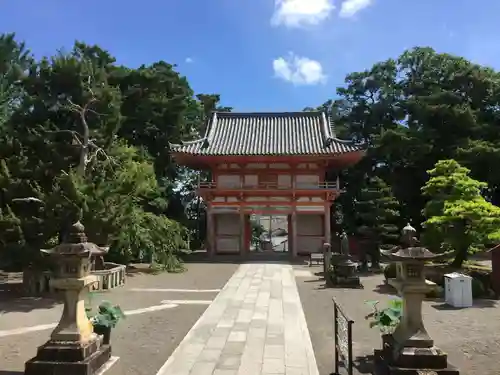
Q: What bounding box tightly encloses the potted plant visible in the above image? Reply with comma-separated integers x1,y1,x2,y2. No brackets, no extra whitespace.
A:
86,300,126,345
365,298,402,345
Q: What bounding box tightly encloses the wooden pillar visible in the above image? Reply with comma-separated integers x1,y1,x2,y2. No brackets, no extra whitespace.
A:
207,209,215,257
324,204,331,245
240,209,246,257
291,210,297,258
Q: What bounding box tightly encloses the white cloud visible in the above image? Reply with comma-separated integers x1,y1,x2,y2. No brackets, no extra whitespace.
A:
339,0,372,18
185,57,194,63
272,53,327,85
271,0,335,28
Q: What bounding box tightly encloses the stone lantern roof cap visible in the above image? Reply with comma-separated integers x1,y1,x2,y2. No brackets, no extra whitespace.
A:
381,247,453,262
402,223,416,234
41,221,109,257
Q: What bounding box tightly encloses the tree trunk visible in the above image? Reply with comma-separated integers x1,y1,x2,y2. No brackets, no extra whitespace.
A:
371,242,381,269
451,245,469,268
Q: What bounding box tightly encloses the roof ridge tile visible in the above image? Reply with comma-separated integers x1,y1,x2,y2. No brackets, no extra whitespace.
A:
170,111,361,156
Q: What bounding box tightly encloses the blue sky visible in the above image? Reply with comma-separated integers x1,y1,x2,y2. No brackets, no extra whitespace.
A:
2,0,500,111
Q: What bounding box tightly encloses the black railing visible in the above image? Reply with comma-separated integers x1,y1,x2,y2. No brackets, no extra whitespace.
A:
332,298,354,375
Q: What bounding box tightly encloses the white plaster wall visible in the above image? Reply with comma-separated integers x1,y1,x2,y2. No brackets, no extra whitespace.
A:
296,197,324,202
296,214,324,254
244,175,258,186
295,175,319,188
247,206,291,213
217,175,241,188
297,215,322,236
296,206,325,212
246,163,267,169
297,236,324,253
215,214,240,253
246,197,290,202
211,206,240,213
278,174,292,187
268,197,289,201
216,238,240,253
269,163,290,169
216,214,240,235
246,197,268,202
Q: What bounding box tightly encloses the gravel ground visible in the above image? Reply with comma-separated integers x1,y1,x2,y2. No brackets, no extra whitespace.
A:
0,263,238,375
0,263,237,329
294,264,500,375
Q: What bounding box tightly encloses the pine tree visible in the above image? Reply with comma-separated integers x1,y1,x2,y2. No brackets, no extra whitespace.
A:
355,176,401,268
422,159,500,267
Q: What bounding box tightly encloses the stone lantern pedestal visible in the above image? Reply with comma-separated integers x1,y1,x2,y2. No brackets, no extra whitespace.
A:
331,254,360,287
374,224,459,375
24,222,113,375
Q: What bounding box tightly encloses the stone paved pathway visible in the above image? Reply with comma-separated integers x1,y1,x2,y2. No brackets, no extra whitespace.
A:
157,263,319,375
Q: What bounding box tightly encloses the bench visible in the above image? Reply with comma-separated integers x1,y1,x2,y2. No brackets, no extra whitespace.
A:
309,253,324,267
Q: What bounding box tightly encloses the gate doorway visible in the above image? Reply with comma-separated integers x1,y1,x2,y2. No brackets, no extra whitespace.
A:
250,214,289,254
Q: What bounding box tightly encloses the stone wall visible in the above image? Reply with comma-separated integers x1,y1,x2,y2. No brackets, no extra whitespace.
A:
23,262,126,295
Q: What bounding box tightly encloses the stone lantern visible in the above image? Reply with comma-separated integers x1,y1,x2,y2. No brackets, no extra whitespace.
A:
374,223,459,374
330,231,361,287
25,221,113,375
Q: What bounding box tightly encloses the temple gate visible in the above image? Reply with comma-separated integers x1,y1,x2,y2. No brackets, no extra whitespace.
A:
170,111,364,258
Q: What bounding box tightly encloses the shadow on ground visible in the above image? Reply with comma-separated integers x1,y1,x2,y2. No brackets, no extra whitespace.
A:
0,370,24,374
354,355,374,374
181,250,310,266
125,264,166,277
372,283,397,296
0,282,61,314
313,271,325,278
431,299,497,310
333,355,374,375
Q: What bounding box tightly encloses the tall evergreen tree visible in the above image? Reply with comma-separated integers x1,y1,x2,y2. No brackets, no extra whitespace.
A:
354,176,401,268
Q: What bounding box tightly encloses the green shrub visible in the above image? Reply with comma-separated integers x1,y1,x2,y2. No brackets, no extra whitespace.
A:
471,278,485,298
86,301,126,328
365,298,402,334
425,287,443,299
469,270,492,291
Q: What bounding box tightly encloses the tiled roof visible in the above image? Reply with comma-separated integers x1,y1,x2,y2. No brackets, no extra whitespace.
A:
170,111,361,156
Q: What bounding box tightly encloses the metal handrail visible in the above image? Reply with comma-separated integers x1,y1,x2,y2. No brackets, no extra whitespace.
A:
198,181,338,189
333,298,354,375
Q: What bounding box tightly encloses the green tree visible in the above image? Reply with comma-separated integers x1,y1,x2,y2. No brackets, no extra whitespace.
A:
354,176,401,268
327,47,500,230
0,33,32,128
0,35,209,271
422,159,500,267
250,218,266,249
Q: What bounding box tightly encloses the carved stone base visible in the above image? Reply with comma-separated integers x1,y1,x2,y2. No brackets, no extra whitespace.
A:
374,335,459,375
332,275,362,288
24,336,112,375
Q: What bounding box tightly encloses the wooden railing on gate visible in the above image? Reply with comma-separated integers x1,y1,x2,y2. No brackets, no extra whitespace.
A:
332,298,354,375
198,181,339,190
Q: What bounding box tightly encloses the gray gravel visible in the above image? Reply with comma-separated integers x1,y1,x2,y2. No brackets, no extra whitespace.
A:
294,264,500,375
0,263,238,374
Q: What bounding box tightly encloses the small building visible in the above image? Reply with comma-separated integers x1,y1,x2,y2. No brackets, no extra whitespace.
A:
170,111,364,258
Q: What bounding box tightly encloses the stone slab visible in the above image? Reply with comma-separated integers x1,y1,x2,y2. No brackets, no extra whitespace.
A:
25,344,112,375
156,264,319,375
